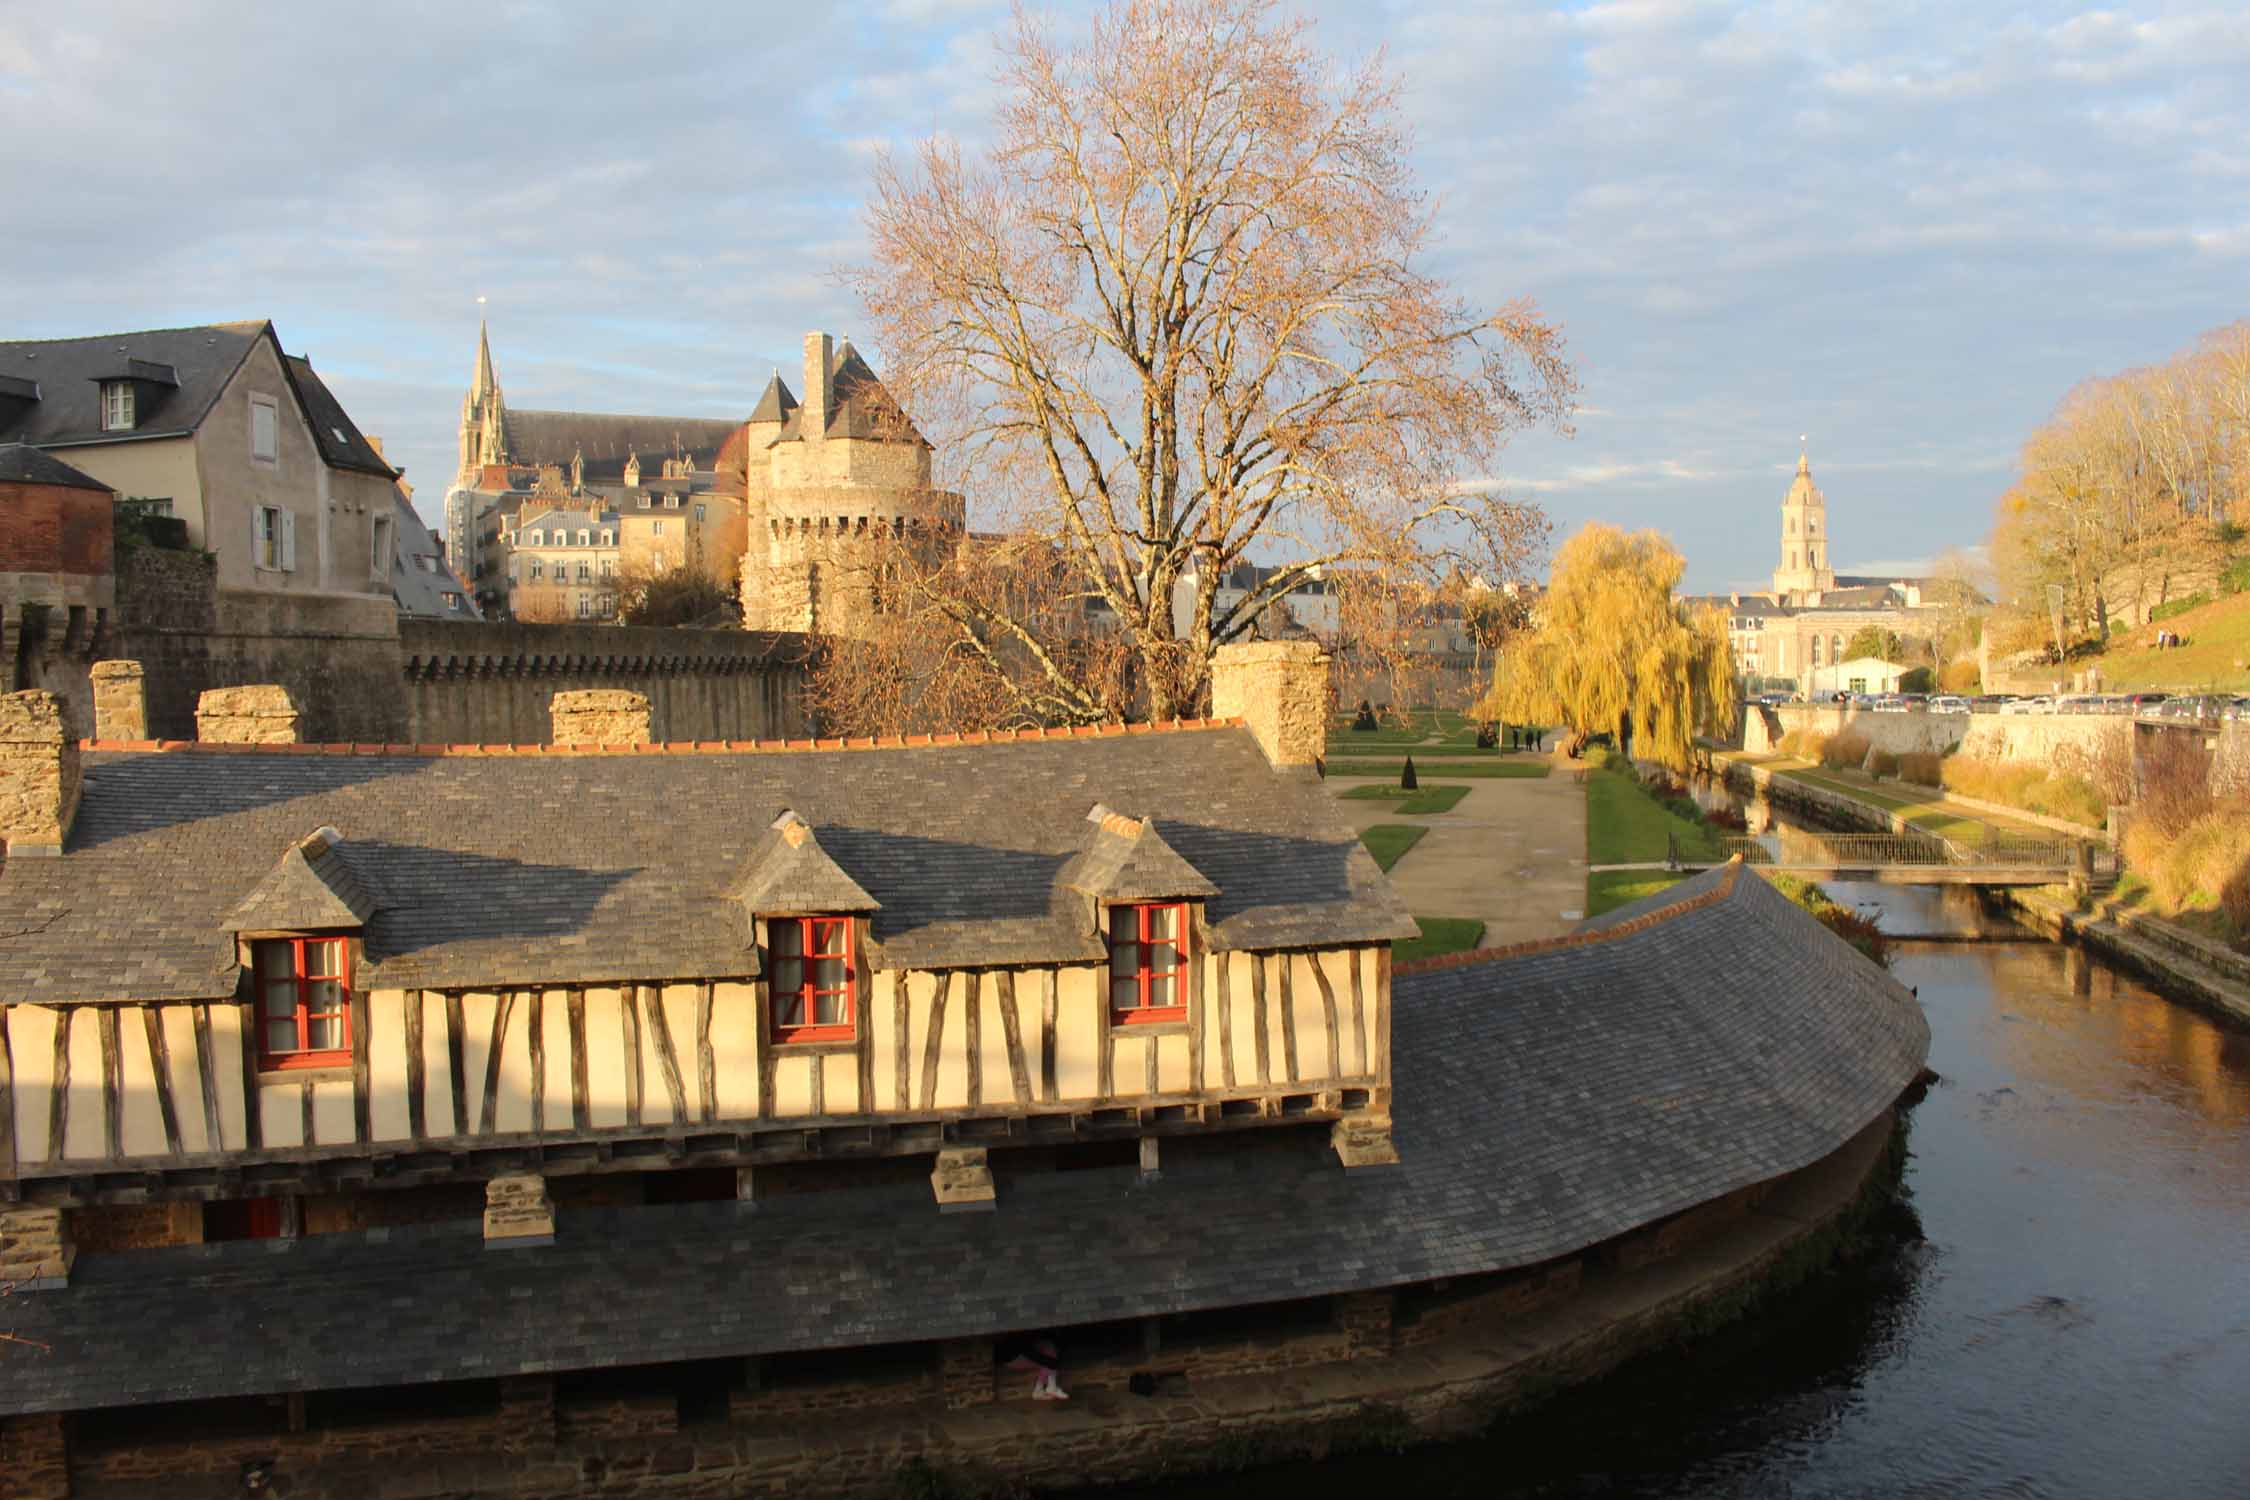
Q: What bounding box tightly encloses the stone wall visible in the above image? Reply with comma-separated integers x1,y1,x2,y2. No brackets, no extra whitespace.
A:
400,620,810,745
1768,703,2137,766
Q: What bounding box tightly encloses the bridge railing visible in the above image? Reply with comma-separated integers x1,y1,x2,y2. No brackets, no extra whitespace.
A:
1705,831,2083,871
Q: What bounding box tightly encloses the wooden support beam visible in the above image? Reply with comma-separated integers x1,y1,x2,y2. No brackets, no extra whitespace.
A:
1217,951,1235,1089
237,1002,262,1152
893,973,912,1112
478,990,516,1136
851,934,873,1116
996,970,1031,1108
48,1010,74,1165
349,991,371,1145
624,985,646,1127
142,1007,182,1156
526,990,545,1135
1278,954,1298,1083
1348,947,1368,1076
0,1011,15,1182
98,1008,121,1160
299,1077,315,1147
695,982,717,1124
1310,955,1340,1083
964,970,983,1109
1250,953,1271,1086
1039,968,1058,1103
567,990,589,1132
917,971,951,1111
642,985,688,1125
753,978,773,1122
405,991,427,1143
445,993,468,1136
192,1005,223,1152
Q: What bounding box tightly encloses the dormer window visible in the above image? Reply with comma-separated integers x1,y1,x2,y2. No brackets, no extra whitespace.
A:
769,916,855,1042
1109,902,1187,1024
253,936,351,1070
101,381,135,431
577,528,590,545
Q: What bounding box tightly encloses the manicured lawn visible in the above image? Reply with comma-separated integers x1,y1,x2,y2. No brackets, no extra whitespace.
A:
1587,869,1688,917
1393,916,1488,964
1359,824,1428,872
1337,783,1472,814
1778,765,2044,843
1328,759,1548,779
1584,768,1723,865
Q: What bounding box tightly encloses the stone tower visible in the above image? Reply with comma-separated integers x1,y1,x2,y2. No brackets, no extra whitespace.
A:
1770,448,1835,603
455,320,508,492
736,333,964,636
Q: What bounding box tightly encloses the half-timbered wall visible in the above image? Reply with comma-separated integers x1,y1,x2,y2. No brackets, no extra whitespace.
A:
0,948,1387,1187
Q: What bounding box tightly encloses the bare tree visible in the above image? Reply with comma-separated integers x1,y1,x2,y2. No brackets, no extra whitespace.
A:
847,0,1572,726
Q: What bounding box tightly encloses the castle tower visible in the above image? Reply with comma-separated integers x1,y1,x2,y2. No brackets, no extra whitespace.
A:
737,333,963,635
1770,447,1835,604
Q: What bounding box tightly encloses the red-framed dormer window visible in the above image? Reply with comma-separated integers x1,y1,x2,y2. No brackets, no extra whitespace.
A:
1109,902,1188,1024
253,936,351,1071
770,916,856,1043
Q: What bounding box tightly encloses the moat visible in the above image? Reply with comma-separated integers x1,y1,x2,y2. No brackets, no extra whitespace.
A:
1120,885,2250,1499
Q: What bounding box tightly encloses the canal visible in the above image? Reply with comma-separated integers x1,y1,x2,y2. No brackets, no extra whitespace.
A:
1121,884,2250,1497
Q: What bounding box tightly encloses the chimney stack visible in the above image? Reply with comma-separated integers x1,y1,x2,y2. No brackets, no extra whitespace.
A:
0,690,81,853
550,689,652,747
802,332,833,446
196,685,300,745
1210,640,1330,775
91,659,149,742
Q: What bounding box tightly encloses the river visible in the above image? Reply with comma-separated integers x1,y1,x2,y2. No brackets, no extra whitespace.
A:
1118,882,2250,1497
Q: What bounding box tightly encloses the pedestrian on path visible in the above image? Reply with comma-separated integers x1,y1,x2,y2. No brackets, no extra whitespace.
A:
999,1333,1069,1401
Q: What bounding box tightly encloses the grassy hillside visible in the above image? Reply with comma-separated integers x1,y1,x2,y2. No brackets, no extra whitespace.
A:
2089,590,2250,692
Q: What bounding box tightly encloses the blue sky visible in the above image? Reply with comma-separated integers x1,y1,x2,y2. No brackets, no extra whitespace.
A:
4,1,2244,592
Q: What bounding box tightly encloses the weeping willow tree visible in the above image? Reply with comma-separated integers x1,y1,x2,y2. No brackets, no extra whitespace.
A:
1482,524,1739,772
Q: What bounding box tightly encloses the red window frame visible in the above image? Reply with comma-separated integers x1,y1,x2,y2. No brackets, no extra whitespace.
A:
768,916,857,1043
252,936,352,1071
1109,902,1188,1024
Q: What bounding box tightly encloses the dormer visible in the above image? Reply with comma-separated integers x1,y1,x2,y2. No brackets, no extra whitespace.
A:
1066,805,1219,1028
222,827,378,1073
87,357,179,432
623,451,641,487
732,811,880,1045
0,372,39,427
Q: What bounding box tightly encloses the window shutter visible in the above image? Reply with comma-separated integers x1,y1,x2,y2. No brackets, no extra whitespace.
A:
280,510,298,572
252,508,265,566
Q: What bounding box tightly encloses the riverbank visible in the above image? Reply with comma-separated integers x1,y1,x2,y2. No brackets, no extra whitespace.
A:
1710,754,2250,1028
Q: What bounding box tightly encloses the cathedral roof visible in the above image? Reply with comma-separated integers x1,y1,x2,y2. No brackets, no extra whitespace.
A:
501,409,738,483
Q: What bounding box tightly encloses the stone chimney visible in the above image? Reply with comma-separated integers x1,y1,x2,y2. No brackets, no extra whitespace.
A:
550,688,652,747
802,331,833,445
483,1174,555,1249
1210,640,1330,774
0,690,81,854
91,659,148,742
196,685,300,745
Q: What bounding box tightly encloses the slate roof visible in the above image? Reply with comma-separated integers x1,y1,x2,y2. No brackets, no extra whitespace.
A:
731,813,881,914
1064,812,1220,903
279,355,397,479
747,374,797,425
0,866,1928,1416
388,491,477,620
0,322,267,448
0,442,111,492
0,725,1415,1003
501,410,737,481
776,344,927,447
222,827,380,932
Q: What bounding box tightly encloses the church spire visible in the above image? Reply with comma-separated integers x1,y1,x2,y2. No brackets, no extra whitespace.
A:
472,318,499,403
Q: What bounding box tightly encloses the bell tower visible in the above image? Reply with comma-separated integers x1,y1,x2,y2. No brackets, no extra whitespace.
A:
456,318,508,490
1771,444,1835,604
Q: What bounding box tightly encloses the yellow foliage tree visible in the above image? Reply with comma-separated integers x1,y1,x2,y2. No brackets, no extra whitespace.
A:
1481,524,1739,772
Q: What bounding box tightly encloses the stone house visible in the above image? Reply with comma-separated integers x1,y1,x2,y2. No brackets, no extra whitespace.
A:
499,502,621,621
0,641,1928,1498
0,323,399,603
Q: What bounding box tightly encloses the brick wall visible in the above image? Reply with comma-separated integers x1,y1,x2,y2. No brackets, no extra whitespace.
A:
66,1202,202,1253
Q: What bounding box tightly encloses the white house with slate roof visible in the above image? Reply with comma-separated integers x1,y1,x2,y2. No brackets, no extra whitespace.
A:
0,641,1927,1499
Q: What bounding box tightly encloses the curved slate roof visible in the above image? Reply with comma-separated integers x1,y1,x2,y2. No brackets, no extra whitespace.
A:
0,725,1414,1003
0,866,1927,1416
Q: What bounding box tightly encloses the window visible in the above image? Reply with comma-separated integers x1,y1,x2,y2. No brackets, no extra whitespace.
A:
638,495,652,510
371,515,393,577
443,592,464,612
577,529,590,546
528,530,544,546
253,505,294,571
1810,635,1823,666
530,559,544,580
694,503,706,523
665,494,681,509
601,530,613,545
253,937,351,1070
769,917,855,1042
101,382,136,430
250,397,279,463
600,557,615,575
577,594,592,619
577,561,590,582
1109,902,1187,1023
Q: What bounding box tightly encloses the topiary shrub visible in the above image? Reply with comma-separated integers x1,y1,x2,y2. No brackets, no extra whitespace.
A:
1399,755,1419,790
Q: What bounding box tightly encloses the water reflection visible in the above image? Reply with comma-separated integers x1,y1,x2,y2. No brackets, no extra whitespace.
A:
1110,936,2250,1500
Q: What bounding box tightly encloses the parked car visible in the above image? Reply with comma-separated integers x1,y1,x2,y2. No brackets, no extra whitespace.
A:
2056,694,2104,714
1851,694,1877,711
1931,695,1970,714
1969,694,2010,713
2223,698,2250,723
1898,693,1930,710
2023,695,2059,715
2162,694,2234,723
2124,692,2170,715
1872,695,1907,713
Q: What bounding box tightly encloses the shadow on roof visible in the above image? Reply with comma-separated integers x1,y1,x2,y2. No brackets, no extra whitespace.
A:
73,753,435,850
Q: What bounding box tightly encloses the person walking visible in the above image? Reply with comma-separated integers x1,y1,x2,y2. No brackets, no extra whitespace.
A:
998,1333,1069,1401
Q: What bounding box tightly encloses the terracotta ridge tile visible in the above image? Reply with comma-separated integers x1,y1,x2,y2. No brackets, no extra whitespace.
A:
1394,858,1748,977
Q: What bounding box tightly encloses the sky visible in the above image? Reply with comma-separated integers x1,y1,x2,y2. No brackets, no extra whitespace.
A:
3,1,2244,594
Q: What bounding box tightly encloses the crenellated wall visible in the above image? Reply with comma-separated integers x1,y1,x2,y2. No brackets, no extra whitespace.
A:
398,620,810,744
